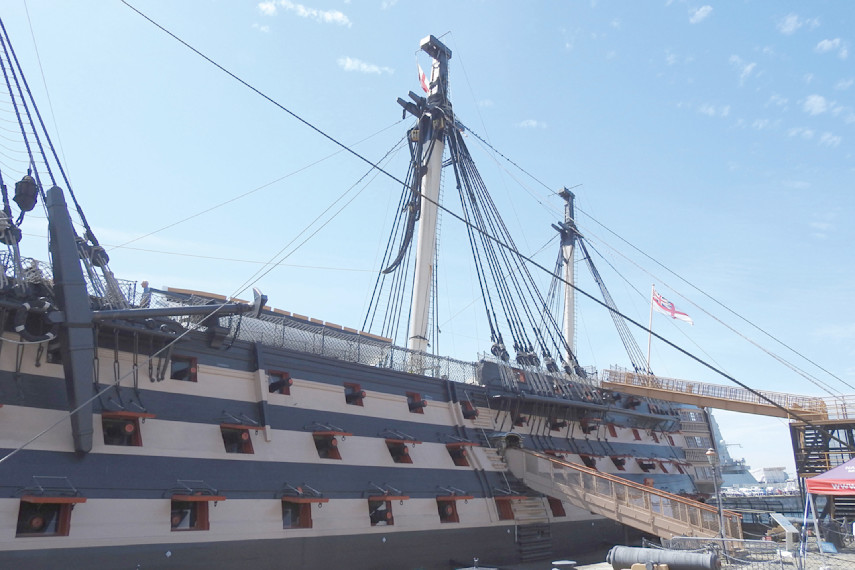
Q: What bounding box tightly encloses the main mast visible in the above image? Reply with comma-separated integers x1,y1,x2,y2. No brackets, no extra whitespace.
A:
408,35,452,353
558,188,578,362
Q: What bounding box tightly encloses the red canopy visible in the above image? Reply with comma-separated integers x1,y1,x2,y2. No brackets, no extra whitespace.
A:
805,457,855,495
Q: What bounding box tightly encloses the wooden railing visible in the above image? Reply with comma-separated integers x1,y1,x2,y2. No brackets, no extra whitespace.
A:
505,448,742,540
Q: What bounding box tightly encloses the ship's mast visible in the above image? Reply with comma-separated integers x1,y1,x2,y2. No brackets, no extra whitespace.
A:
558,188,578,362
408,35,452,353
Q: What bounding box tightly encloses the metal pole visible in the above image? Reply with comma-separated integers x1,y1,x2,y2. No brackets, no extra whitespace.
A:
706,448,728,558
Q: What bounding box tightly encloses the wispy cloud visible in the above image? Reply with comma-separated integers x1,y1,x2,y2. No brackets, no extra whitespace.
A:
818,132,842,147
665,50,677,66
252,23,271,33
729,55,756,85
787,127,814,140
478,99,494,108
751,118,780,130
698,103,730,117
814,323,855,341
689,5,713,24
337,57,393,74
517,120,547,129
808,211,837,240
381,0,398,9
815,38,849,59
767,94,788,109
776,13,819,35
836,78,854,90
258,0,352,27
803,94,828,115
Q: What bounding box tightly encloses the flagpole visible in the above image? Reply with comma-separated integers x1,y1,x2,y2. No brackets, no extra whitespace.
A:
647,284,654,372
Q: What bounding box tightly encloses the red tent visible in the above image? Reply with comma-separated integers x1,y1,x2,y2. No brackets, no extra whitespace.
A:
805,457,855,495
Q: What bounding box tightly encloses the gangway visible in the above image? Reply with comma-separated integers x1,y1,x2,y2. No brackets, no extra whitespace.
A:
601,369,828,421
505,448,743,540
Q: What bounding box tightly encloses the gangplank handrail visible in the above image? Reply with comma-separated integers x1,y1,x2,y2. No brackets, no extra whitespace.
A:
505,448,743,540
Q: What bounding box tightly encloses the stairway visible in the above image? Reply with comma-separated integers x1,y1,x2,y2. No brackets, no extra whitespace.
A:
797,427,831,476
833,496,855,519
512,497,552,562
482,447,506,470
505,448,743,540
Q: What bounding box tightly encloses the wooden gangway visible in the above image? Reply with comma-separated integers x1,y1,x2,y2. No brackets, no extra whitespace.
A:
601,368,829,421
505,448,743,540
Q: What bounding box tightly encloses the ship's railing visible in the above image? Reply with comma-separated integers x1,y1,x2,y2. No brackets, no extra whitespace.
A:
0,253,137,309
602,368,829,420
140,289,480,384
505,448,743,541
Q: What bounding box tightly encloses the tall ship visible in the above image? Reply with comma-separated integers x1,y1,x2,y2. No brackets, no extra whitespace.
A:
0,23,744,569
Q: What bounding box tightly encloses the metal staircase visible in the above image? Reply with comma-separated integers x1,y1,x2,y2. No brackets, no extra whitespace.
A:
505,448,743,540
794,425,832,476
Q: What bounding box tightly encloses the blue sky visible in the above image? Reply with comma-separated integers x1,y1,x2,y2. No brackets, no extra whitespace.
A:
3,1,854,476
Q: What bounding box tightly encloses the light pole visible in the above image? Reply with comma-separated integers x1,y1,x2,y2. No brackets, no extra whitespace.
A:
706,448,727,542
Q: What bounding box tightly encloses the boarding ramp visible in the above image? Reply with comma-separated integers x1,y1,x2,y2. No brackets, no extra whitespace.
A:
601,369,829,421
505,448,742,540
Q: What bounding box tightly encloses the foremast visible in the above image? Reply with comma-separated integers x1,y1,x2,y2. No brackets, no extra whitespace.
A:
407,35,452,353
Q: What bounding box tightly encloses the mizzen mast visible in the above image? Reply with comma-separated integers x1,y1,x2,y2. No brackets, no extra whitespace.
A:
407,35,452,353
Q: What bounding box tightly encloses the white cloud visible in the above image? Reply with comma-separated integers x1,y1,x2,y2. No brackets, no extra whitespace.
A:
752,118,772,130
478,99,494,108
381,0,398,9
697,103,729,117
252,23,271,33
729,55,756,85
782,180,811,190
818,132,842,147
816,38,849,59
787,127,814,140
768,94,788,108
689,5,713,24
337,57,393,74
777,13,819,35
263,0,352,27
816,38,840,52
517,120,547,129
835,79,854,90
803,94,828,115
